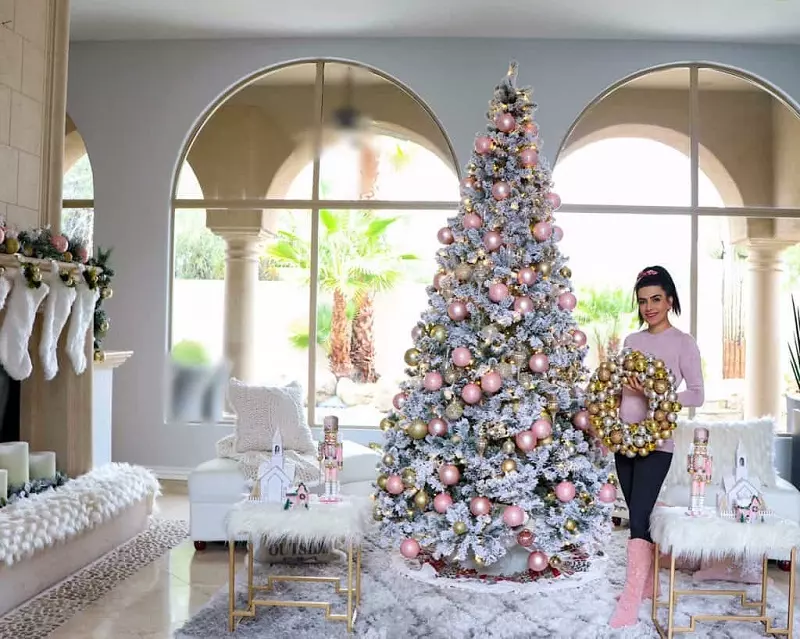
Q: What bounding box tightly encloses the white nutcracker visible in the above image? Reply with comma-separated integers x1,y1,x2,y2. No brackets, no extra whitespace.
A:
686,426,713,516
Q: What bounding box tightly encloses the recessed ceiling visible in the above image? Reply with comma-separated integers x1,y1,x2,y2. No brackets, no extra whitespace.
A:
69,0,800,43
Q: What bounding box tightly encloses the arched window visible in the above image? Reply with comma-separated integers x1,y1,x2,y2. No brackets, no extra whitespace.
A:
170,60,459,427
554,65,800,428
62,114,95,251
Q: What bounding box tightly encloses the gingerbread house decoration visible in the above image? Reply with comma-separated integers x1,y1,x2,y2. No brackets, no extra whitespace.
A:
717,440,772,523
284,483,310,510
252,431,295,503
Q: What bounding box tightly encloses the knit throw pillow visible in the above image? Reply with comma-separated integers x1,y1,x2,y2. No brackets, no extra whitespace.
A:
230,379,316,455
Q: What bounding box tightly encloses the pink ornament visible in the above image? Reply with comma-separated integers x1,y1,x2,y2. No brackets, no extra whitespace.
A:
517,267,537,286
555,481,576,503
515,430,537,452
386,475,405,495
523,122,539,136
483,231,503,252
447,301,469,322
517,529,534,547
520,148,539,168
528,551,549,572
460,176,476,191
488,282,509,303
76,246,89,263
433,272,446,290
491,181,511,201
439,464,461,486
529,353,550,373
470,496,492,517
480,371,502,394
532,221,553,242
463,213,483,230
411,325,423,341
451,347,472,368
461,383,482,405
392,393,407,410
495,112,517,133
572,410,590,431
475,136,494,154
513,296,534,314
599,483,617,504
50,234,68,253
400,538,420,559
552,226,564,242
572,329,587,347
433,492,454,513
428,418,448,437
558,292,577,311
437,227,454,245
423,371,443,392
546,192,562,210
502,505,525,527
532,419,552,440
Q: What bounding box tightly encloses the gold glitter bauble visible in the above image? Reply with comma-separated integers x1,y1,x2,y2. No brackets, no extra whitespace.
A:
382,454,395,466
501,459,517,474
565,519,578,532
453,521,468,535
401,468,417,486
549,556,562,569
407,419,429,440
430,325,447,342
414,491,430,509
538,262,552,277
502,439,516,455
377,474,388,490
404,348,421,366
380,418,393,432
559,266,572,278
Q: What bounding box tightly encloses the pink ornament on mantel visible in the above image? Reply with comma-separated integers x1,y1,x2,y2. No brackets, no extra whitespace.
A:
423,371,443,392
448,301,469,321
529,353,550,373
494,112,517,133
558,291,577,311
51,234,69,253
392,393,407,410
517,267,537,286
488,282,509,303
428,418,448,437
515,430,537,452
555,481,576,503
520,148,539,168
400,538,421,559
532,222,553,242
572,410,590,431
598,483,617,504
502,505,526,527
386,475,405,495
531,419,552,440
513,296,534,315
492,181,511,201
463,213,483,230
433,492,454,513
474,136,494,154
552,226,564,242
470,496,492,517
483,231,503,252
439,464,461,486
528,551,549,572
452,346,472,368
480,371,503,394
437,227,454,245
546,192,562,210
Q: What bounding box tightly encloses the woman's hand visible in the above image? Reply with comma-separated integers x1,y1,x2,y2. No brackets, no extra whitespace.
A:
624,375,645,395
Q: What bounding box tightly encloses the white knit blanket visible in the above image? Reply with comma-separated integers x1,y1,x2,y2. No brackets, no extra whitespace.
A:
215,434,321,486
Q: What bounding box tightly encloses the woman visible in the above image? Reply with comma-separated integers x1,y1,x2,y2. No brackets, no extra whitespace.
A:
609,266,704,628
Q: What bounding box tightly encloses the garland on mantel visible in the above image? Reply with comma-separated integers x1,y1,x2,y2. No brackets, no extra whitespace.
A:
0,226,115,359
0,471,69,509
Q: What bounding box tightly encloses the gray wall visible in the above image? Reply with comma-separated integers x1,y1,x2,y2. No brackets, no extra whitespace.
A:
66,37,800,472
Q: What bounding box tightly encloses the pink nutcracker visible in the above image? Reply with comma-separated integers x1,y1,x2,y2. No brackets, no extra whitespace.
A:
686,427,713,516
318,415,344,502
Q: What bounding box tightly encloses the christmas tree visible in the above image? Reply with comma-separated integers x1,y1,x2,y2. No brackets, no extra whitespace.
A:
373,63,616,577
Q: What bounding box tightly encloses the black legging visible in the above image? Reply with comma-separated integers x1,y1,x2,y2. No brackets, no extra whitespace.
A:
614,451,673,542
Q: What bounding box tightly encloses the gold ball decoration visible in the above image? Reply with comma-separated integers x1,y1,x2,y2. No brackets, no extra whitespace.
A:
559,266,572,279
404,348,421,367
414,491,430,509
537,262,552,278
100,286,114,300
587,348,681,457
93,350,106,363
430,324,447,342
501,459,517,474
401,468,417,486
373,505,383,521
380,418,393,432
377,474,388,490
406,509,415,520
445,401,464,421
565,519,578,533
549,555,562,569
443,368,460,385
501,439,516,455
453,521,468,535
99,319,110,333
382,453,395,467
473,555,486,567
3,237,20,254
540,436,554,446
407,419,429,440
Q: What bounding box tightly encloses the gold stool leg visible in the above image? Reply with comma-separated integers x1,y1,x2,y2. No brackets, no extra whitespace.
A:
346,541,354,633
667,552,676,639
356,544,362,606
228,540,236,632
789,548,797,638
652,543,659,623
248,540,254,609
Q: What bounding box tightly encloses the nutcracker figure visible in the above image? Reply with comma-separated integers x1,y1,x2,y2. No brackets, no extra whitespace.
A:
318,415,344,502
686,427,713,516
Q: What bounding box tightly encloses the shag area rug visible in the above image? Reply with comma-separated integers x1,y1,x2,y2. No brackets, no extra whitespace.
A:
0,518,188,639
175,529,796,639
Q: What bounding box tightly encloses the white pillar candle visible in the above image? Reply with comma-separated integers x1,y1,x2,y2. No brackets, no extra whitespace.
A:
0,469,7,501
0,442,29,486
29,451,57,481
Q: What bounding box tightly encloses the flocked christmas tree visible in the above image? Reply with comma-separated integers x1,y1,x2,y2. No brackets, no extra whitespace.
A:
374,63,617,577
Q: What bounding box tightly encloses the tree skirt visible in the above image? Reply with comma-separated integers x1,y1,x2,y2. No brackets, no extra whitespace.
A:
174,529,795,638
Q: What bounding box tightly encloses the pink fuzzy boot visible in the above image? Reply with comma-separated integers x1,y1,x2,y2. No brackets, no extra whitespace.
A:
610,539,652,628
693,557,762,584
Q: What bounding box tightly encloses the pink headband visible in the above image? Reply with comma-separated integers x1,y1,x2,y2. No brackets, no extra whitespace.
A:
637,269,659,282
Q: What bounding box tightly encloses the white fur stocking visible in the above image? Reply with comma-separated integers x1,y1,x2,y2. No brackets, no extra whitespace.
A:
0,271,50,380
0,273,12,312
66,280,99,375
39,262,77,380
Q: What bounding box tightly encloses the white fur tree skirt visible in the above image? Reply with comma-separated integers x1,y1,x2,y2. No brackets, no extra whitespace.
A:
0,463,160,566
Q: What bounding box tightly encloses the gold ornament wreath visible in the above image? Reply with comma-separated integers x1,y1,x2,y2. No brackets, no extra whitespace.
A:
587,349,681,458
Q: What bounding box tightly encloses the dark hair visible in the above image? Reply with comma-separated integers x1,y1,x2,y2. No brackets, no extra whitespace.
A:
633,265,681,325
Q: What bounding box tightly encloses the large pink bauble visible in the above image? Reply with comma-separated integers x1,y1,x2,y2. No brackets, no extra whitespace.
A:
433,492,454,513
386,475,405,495
515,430,537,452
463,213,483,230
572,410,590,431
470,496,492,517
51,234,69,253
433,272,446,290
528,551,549,572
552,225,564,242
480,371,502,394
558,292,577,311
400,538,421,559
599,483,617,504
483,231,503,252
572,329,588,347
447,301,469,321
502,505,525,527
517,267,537,286
495,112,517,133
523,122,539,136
491,181,511,201
411,325,423,341
555,481,576,503
513,296,534,314
437,227,454,245
461,383,482,405
546,192,562,210
532,221,553,242
460,176,476,191
439,464,461,486
451,346,472,368
428,418,448,437
488,282,509,303
529,353,550,373
532,418,552,439
520,148,539,168
475,136,494,154
392,393,407,410
423,371,443,392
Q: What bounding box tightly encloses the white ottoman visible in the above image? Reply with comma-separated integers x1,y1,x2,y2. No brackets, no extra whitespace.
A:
188,440,380,550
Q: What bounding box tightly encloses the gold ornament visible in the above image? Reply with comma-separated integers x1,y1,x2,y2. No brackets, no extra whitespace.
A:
559,266,572,279
538,262,552,277
501,439,516,455
99,319,110,333
373,506,383,522
406,509,415,520
377,474,388,490
549,555,562,569
93,350,106,363
445,401,464,420
565,519,578,533
380,418,393,432
451,434,462,445
407,419,429,440
476,437,488,457
4,237,20,254
62,250,73,262
430,325,447,342
453,521,468,535
414,491,430,509
404,348,421,366
501,458,517,474
382,453,395,466
473,555,486,567
540,436,553,446
401,468,417,486
100,287,113,300
443,368,459,385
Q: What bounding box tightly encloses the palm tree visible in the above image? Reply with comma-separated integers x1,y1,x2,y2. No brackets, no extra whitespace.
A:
574,287,637,361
